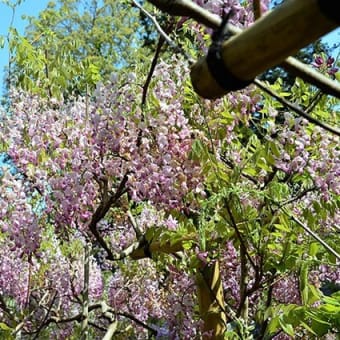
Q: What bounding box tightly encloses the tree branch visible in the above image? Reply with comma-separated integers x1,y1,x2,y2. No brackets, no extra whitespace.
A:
254,79,340,136
32,292,57,340
88,173,129,260
127,210,142,238
132,0,175,47
102,321,118,339
224,200,257,271
142,35,166,105
196,260,227,337
283,209,340,261
41,301,157,335
278,187,317,208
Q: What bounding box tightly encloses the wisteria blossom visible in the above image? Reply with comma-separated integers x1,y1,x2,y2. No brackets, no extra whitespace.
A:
0,0,338,338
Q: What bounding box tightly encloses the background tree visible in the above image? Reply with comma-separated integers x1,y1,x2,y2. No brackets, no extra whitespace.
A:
6,0,146,98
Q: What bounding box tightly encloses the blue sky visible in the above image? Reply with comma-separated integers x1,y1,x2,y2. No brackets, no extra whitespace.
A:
0,0,49,95
0,0,339,97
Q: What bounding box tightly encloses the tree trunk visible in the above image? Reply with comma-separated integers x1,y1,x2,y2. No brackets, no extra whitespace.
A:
196,260,226,339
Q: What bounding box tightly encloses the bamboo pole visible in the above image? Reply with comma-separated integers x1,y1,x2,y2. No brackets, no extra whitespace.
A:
281,56,340,98
146,0,340,99
190,0,339,98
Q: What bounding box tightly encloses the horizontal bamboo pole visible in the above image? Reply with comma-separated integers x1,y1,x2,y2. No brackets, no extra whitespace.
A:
190,0,339,98
281,56,340,97
146,0,340,99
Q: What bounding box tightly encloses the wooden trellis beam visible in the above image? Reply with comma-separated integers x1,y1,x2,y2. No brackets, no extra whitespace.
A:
147,0,340,99
190,0,340,98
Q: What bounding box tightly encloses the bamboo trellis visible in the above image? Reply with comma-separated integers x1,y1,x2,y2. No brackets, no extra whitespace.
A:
147,0,340,100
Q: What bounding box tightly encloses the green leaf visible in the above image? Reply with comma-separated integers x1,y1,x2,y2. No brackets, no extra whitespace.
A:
323,292,340,306
256,156,271,171
309,242,319,257
274,223,290,232
307,284,321,305
182,240,193,250
0,35,5,49
267,316,280,334
0,322,12,331
320,304,340,313
299,321,317,336
279,316,295,337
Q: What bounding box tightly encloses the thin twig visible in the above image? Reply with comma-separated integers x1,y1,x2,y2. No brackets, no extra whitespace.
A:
118,311,157,335
81,243,90,340
142,35,166,105
32,292,57,340
220,155,258,184
254,78,340,136
305,90,324,114
43,301,157,335
278,187,317,207
283,209,340,261
224,200,257,271
258,273,275,337
132,0,175,47
14,291,51,336
132,0,194,63
224,202,253,318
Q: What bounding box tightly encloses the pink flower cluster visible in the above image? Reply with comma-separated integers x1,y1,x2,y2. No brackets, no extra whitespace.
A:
219,241,242,305
0,169,41,255
0,61,203,336
0,64,202,240
274,118,339,200
194,0,270,26
0,243,30,307
108,259,200,338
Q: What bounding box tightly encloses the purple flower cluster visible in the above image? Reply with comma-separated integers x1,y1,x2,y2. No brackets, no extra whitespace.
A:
219,242,242,305
272,274,301,305
312,55,338,77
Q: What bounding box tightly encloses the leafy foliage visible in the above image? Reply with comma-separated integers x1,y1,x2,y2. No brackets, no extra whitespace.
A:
6,0,145,98
0,0,339,338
